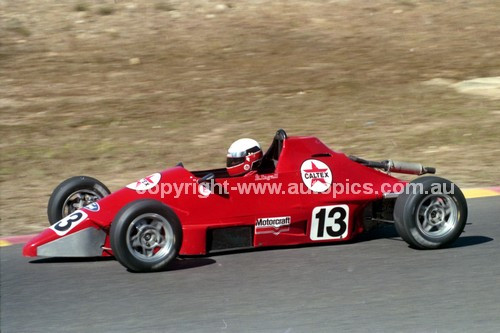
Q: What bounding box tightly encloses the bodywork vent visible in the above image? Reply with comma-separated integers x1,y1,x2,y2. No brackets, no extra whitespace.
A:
207,226,253,253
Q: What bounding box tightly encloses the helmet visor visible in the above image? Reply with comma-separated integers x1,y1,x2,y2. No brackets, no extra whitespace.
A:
227,156,246,168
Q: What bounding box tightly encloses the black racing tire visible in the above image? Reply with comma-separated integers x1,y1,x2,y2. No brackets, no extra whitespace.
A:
394,176,467,249
47,176,110,225
110,199,182,272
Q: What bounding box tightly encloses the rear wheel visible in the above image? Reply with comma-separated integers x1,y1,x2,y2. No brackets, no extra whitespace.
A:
110,199,182,272
47,176,110,225
394,176,467,249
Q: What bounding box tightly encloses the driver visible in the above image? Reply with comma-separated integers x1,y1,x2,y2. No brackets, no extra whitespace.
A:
226,138,263,176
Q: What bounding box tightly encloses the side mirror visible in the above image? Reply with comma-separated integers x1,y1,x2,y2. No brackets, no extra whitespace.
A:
197,173,215,184
197,173,229,198
197,173,216,195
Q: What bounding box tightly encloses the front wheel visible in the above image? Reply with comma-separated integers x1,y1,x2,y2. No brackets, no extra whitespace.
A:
110,199,182,272
394,176,467,249
47,176,110,225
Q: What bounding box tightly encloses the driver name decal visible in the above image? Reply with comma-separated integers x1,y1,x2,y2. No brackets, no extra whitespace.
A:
300,159,333,193
126,173,161,191
50,210,88,236
255,216,291,235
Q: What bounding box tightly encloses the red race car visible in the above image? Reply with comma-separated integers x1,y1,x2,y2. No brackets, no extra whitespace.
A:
23,130,467,272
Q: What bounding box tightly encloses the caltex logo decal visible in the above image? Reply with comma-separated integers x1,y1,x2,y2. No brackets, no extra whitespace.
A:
300,159,333,193
126,173,161,191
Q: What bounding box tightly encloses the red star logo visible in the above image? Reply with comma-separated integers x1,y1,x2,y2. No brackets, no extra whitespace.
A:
303,162,328,186
136,175,154,187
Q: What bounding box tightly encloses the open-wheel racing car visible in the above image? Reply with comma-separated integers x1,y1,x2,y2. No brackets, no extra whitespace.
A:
23,130,468,272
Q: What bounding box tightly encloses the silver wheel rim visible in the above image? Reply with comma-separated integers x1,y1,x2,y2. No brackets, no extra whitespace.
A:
126,213,174,262
416,193,458,239
62,190,100,216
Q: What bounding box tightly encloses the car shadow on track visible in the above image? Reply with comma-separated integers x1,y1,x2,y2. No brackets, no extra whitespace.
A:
123,258,217,273
449,235,493,248
167,258,216,271
346,225,494,249
29,256,216,272
29,257,116,264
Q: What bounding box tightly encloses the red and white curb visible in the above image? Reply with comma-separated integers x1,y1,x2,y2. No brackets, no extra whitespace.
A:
1,187,499,248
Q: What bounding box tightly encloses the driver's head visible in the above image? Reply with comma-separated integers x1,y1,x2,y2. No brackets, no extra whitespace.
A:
226,138,263,176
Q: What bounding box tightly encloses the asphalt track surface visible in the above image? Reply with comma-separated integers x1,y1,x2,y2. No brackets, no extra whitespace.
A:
1,197,499,333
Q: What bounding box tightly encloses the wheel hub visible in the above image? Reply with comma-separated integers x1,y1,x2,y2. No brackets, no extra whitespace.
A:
63,190,100,216
428,206,445,225
139,228,161,249
417,193,458,238
126,213,174,261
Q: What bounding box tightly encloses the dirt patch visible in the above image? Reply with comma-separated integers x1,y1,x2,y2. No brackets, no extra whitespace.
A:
453,77,500,99
424,77,500,99
1,0,499,235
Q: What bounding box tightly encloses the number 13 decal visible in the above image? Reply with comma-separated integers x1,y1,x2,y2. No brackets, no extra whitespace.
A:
310,205,349,240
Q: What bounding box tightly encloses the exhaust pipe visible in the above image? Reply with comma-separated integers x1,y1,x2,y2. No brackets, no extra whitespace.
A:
348,156,435,175
384,160,436,175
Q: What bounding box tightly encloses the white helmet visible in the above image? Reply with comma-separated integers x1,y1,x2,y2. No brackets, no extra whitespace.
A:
226,138,263,176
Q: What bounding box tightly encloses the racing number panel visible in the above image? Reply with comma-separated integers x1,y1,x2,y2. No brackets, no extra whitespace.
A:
309,205,350,241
